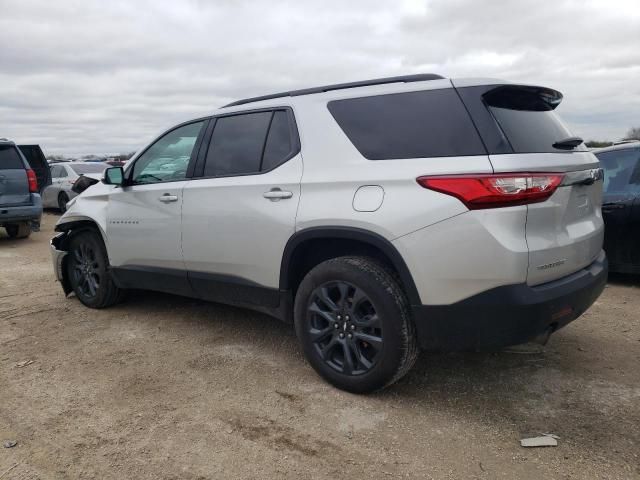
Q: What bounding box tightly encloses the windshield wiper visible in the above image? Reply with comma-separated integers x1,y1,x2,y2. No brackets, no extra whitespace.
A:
553,136,584,150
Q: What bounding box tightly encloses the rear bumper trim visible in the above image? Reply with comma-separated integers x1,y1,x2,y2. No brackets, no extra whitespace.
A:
412,250,607,351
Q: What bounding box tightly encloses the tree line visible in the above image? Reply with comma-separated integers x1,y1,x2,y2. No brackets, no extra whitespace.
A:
586,127,640,148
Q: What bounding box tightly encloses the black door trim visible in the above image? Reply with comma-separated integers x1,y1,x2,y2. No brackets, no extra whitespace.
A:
110,265,287,319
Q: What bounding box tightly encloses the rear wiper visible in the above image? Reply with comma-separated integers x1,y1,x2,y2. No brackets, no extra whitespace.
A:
553,136,584,150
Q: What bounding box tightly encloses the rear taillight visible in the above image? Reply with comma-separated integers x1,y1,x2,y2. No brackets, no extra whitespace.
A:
26,169,38,193
417,173,564,209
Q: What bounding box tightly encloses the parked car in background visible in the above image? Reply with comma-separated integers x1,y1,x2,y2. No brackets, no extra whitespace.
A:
0,139,46,238
43,162,108,212
593,141,640,273
105,159,126,167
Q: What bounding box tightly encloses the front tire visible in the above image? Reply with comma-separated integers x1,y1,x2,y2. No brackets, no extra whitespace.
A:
294,256,418,393
5,222,31,239
66,230,124,308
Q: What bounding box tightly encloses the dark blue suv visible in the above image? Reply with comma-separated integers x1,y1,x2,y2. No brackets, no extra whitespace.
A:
0,139,48,238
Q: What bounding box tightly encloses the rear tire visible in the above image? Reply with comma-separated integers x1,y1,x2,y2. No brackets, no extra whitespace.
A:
5,223,31,239
294,256,419,393
66,230,124,308
58,192,69,213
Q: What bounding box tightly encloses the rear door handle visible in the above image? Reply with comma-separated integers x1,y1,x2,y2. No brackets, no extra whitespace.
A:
159,194,178,203
263,188,293,201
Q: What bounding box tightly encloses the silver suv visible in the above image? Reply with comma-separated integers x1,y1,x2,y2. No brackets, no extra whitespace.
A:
51,74,607,392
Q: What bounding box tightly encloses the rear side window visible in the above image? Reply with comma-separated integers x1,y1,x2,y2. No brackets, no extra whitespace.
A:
483,85,586,154
51,165,68,178
327,89,486,160
596,148,640,194
0,145,24,169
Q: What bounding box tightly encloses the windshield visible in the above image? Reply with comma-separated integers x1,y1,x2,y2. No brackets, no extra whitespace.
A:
69,163,108,175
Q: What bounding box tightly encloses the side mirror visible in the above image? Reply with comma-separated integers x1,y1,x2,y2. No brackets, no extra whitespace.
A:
103,167,124,186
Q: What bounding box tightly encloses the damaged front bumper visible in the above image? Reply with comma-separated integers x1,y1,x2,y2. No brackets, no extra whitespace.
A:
50,233,70,290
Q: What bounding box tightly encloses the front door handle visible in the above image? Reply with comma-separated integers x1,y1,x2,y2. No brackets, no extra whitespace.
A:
263,188,293,201
159,194,178,203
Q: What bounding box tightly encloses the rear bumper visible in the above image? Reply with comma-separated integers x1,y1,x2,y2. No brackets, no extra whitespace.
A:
0,195,43,229
413,250,608,351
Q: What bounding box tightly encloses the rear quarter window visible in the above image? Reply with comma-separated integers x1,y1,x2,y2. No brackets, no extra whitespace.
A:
0,145,25,169
327,89,486,160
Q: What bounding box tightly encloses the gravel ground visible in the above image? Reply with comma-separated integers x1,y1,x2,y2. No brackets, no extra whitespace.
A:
1,212,639,479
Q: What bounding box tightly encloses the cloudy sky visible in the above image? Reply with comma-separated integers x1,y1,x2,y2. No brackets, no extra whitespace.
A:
1,0,639,156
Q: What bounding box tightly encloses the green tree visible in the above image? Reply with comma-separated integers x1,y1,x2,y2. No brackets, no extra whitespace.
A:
585,140,613,148
624,127,640,141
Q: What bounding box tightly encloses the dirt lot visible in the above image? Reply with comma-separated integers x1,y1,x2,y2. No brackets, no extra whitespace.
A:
1,212,639,479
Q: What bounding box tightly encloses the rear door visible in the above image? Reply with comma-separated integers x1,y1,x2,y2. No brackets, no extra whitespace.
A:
457,83,604,285
0,144,30,207
181,109,302,306
596,147,640,269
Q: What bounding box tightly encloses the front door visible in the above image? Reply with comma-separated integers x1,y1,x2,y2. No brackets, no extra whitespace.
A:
106,120,206,294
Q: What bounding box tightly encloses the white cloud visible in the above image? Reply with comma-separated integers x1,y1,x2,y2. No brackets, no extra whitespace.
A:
0,0,638,154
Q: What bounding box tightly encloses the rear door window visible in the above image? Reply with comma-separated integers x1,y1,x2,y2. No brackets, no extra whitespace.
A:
0,145,24,169
204,112,272,176
327,89,486,160
202,109,299,176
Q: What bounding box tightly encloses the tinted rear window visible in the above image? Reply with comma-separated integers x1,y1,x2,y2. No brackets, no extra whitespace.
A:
328,89,486,160
484,85,586,154
0,145,24,169
69,163,108,175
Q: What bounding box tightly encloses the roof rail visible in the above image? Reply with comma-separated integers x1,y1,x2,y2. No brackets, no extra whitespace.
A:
222,73,445,108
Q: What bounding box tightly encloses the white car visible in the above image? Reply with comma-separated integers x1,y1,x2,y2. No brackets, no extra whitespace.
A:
43,162,108,212
50,74,607,392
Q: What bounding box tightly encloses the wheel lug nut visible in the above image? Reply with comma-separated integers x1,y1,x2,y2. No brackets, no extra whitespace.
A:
337,315,342,320
334,323,339,329
339,333,345,339
350,324,356,330
345,315,350,321
347,333,353,339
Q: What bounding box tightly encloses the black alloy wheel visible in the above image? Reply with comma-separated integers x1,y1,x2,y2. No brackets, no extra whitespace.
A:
307,281,383,375
294,256,418,393
70,240,101,299
66,230,124,308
